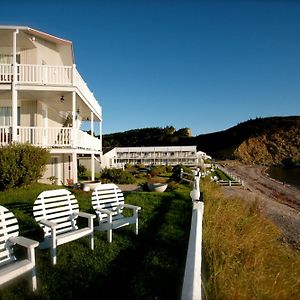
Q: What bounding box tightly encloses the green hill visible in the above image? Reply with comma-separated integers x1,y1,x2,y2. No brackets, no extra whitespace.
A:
102,116,300,166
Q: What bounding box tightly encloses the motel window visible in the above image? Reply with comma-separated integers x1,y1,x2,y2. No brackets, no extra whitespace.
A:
0,107,20,126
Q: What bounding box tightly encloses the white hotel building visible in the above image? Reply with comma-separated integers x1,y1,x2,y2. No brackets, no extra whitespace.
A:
102,146,211,168
0,26,102,185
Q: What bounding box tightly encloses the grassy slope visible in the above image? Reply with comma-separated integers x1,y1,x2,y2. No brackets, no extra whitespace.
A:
202,179,300,299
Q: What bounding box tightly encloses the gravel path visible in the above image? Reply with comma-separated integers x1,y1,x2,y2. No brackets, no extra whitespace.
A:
219,162,300,249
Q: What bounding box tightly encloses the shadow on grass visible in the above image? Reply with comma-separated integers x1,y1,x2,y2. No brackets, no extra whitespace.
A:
85,191,191,300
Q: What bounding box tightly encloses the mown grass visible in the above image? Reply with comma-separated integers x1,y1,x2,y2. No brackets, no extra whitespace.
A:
0,183,192,300
202,179,300,299
2,178,299,299
213,168,232,181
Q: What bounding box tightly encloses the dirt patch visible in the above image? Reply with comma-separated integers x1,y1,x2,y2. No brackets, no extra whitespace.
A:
219,161,300,249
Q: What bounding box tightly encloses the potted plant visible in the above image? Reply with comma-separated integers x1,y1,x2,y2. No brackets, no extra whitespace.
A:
147,176,168,192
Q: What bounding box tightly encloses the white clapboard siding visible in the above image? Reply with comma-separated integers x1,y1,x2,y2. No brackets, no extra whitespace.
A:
91,183,141,243
0,205,39,291
33,189,95,265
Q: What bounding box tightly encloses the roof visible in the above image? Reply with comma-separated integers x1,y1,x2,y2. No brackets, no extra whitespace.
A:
0,25,74,62
0,25,72,44
115,146,197,152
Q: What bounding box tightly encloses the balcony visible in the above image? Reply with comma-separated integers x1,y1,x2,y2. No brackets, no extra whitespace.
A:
0,63,101,116
0,126,101,151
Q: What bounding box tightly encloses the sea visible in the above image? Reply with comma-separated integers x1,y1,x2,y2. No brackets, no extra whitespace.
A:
267,167,300,190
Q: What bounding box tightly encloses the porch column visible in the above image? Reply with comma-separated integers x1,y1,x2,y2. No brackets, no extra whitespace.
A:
90,112,95,181
90,112,94,136
91,153,95,181
99,119,102,150
41,102,48,146
12,29,19,142
72,152,78,184
72,91,76,148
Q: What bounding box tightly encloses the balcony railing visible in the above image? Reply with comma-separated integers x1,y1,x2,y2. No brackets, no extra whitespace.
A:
19,64,73,85
0,126,101,151
0,63,101,116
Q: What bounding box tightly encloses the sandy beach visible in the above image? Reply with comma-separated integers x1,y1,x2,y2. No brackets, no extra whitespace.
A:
219,161,300,249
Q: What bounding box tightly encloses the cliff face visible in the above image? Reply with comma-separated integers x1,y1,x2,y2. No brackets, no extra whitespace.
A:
194,116,300,165
233,125,300,165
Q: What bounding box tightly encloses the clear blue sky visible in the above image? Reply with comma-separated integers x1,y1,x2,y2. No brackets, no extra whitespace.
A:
2,0,300,136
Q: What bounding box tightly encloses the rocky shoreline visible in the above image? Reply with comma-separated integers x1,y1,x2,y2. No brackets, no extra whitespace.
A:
220,161,300,249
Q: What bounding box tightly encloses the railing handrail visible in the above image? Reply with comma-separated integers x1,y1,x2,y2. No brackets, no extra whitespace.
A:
0,126,101,151
0,63,102,119
181,168,203,300
73,67,102,117
181,201,204,300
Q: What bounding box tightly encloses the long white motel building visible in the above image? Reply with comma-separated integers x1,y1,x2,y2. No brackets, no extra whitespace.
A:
101,146,211,168
0,26,102,185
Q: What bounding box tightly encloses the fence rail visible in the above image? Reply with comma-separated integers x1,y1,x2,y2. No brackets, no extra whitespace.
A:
215,164,244,186
181,168,203,300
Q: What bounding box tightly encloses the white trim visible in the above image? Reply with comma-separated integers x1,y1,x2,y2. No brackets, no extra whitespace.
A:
12,29,18,141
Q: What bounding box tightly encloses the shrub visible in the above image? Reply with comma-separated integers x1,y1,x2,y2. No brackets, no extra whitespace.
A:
171,164,192,182
78,164,87,178
150,165,168,177
99,168,136,184
0,143,50,190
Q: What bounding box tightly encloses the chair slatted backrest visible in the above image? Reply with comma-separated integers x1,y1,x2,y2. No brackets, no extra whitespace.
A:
0,205,19,266
91,184,125,222
33,189,79,237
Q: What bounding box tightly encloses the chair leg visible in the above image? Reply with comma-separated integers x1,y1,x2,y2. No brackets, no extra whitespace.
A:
51,246,57,265
107,229,112,243
135,219,139,235
90,233,94,250
31,268,37,291
28,241,37,291
51,229,57,265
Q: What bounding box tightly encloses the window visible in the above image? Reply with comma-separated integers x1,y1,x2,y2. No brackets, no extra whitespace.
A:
0,107,20,126
0,54,20,64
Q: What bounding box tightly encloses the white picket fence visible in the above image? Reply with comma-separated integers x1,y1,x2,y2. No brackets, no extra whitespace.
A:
215,165,244,186
181,168,203,300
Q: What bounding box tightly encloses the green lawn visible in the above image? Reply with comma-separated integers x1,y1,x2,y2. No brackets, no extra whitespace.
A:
213,168,232,181
0,183,192,300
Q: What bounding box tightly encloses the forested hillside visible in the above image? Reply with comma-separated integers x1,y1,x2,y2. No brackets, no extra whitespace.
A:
102,116,300,166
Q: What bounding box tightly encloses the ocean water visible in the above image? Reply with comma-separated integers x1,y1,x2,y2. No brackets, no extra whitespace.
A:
267,167,300,190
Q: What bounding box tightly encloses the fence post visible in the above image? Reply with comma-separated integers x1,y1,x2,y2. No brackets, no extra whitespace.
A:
182,167,203,300
190,168,201,201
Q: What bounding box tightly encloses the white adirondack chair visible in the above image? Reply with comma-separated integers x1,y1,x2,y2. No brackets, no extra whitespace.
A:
33,189,95,265
0,205,39,291
91,183,141,243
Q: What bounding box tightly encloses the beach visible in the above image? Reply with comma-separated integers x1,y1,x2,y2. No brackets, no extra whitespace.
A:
219,161,300,249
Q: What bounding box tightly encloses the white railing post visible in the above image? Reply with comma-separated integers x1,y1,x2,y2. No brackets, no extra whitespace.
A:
190,168,201,202
72,64,76,85
181,167,203,300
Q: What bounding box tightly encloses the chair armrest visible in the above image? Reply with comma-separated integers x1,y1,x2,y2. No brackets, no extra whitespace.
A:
77,211,96,219
120,204,141,211
40,219,58,229
96,207,114,215
8,236,39,249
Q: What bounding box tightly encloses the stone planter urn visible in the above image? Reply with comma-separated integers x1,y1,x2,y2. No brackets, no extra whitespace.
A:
147,182,168,192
